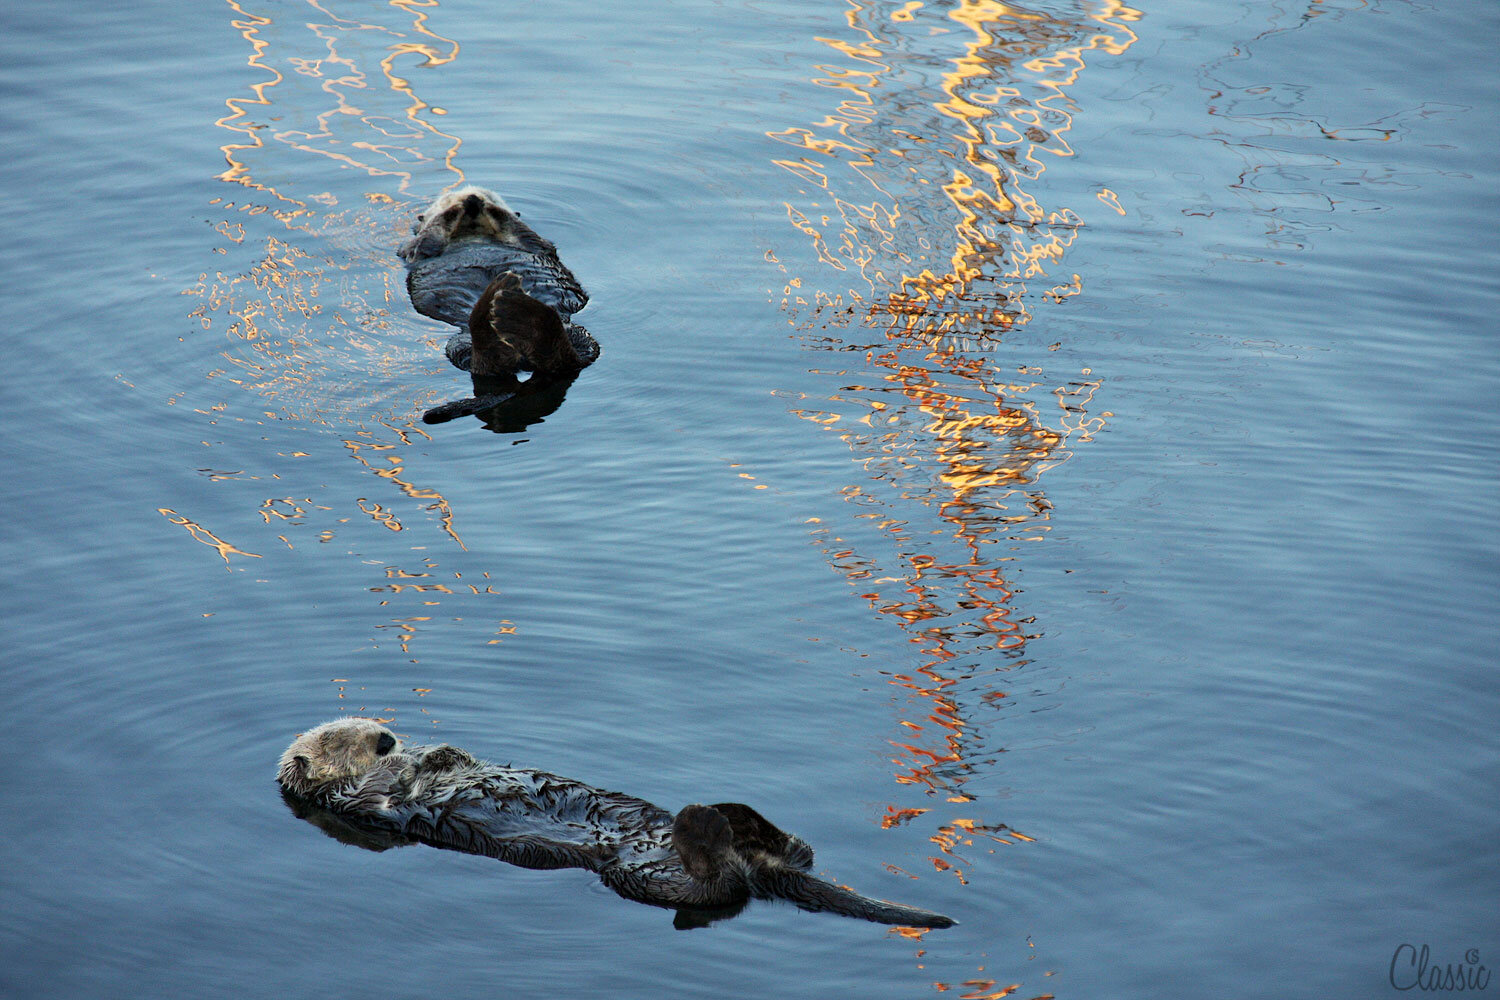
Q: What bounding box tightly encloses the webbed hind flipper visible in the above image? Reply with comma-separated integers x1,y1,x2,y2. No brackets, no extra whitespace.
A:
701,805,949,926
466,273,531,376
709,802,813,870
468,272,582,377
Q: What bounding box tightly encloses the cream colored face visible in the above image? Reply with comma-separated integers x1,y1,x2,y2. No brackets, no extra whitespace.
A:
278,718,401,794
410,186,517,246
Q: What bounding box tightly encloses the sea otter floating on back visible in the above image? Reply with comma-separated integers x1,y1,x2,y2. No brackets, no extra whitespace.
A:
399,186,599,423
277,718,956,930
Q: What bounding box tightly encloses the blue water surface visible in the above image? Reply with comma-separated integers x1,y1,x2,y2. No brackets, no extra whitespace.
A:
1,1,1495,997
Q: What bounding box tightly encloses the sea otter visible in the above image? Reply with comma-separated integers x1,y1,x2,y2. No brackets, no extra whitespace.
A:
277,718,956,929
399,186,599,423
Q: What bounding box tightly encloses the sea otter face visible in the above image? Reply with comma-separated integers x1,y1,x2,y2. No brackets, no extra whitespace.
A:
278,718,401,796
401,185,520,260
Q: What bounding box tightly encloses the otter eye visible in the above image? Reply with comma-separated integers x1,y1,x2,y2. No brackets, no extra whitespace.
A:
375,733,396,756
416,214,425,222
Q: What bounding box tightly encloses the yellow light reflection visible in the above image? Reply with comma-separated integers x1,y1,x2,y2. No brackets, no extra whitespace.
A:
770,0,1137,893
157,508,263,567
217,0,462,207
194,0,469,431
162,2,517,673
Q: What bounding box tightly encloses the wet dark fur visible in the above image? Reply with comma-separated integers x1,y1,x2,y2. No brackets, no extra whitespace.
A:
278,719,955,929
399,187,599,424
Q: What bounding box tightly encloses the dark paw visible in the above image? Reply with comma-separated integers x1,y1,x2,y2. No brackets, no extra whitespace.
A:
708,802,808,866
673,804,735,881
416,745,475,773
468,275,571,377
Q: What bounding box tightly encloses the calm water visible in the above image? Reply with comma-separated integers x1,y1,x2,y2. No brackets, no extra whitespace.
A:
1,0,1496,997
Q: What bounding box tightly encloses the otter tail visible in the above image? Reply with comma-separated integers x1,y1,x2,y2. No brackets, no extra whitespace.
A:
754,867,956,929
421,392,519,424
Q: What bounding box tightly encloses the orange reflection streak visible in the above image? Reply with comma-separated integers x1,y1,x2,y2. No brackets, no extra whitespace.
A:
771,0,1136,886
794,351,1103,808
194,1,466,429
216,1,305,216
365,558,512,660
159,1,526,669
157,508,263,566
216,0,462,208
342,432,465,549
384,0,464,181
196,0,471,429
772,0,1139,328
931,971,1056,998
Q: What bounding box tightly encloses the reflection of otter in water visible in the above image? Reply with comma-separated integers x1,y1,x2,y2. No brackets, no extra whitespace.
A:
399,186,599,426
278,719,956,930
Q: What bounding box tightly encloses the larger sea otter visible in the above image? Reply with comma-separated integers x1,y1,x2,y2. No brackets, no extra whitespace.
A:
399,186,599,423
278,718,956,929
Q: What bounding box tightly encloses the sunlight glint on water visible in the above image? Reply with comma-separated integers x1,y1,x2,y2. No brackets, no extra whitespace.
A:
0,0,1495,997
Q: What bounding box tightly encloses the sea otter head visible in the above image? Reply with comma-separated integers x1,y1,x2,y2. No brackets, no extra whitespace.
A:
278,718,402,797
399,185,521,260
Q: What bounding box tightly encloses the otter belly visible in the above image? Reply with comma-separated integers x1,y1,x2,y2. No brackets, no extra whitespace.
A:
407,241,596,376
406,241,586,329
353,761,678,875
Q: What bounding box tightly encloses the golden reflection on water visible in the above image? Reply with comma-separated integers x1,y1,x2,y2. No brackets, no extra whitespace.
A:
167,1,517,679
772,0,1138,329
217,0,461,209
771,0,1135,891
157,508,263,567
341,431,464,548
203,0,466,425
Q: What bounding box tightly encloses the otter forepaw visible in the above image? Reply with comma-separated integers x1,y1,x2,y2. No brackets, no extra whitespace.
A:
416,745,477,773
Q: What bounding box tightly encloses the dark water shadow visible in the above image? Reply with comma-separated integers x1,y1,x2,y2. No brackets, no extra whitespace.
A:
421,372,578,433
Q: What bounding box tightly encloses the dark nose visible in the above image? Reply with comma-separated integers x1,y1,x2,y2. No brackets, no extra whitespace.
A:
463,193,483,217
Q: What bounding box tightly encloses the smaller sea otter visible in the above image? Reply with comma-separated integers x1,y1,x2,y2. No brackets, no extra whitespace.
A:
400,186,598,374
278,718,956,929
